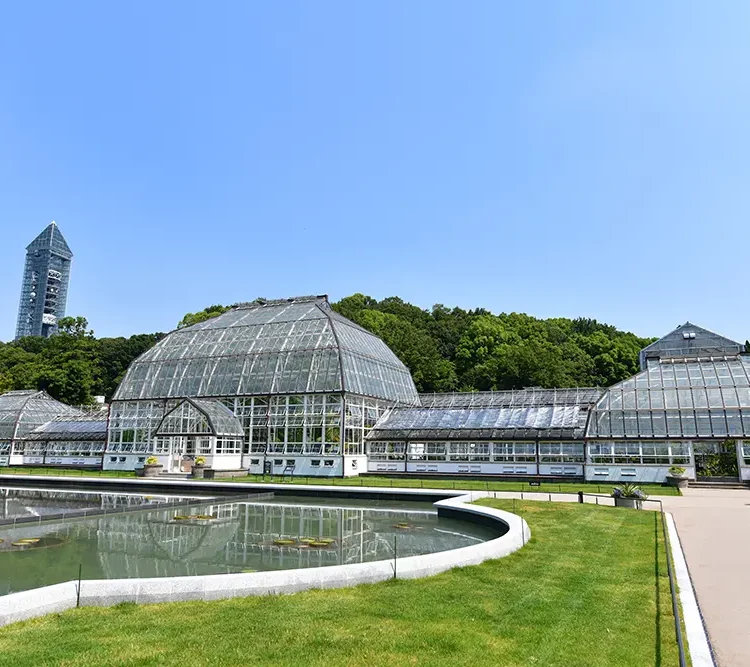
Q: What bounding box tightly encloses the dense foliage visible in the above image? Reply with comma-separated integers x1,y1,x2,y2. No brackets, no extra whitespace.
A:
0,295,655,405
333,295,653,392
0,317,163,405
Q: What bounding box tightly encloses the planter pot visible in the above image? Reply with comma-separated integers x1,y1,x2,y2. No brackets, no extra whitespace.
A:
614,497,643,510
666,475,689,489
191,465,206,479
141,464,163,478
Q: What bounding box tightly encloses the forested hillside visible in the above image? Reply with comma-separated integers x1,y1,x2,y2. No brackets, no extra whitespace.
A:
332,295,652,392
0,317,163,405
0,294,656,405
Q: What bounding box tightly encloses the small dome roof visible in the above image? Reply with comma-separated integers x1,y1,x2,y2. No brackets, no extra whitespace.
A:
0,390,81,441
114,296,418,405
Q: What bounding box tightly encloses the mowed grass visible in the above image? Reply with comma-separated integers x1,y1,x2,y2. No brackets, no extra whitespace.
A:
0,466,680,496
0,501,680,667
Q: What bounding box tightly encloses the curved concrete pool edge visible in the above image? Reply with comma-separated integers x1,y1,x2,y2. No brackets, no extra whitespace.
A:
0,491,530,627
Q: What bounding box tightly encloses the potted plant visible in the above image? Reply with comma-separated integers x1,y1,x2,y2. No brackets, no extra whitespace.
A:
192,456,208,478
666,466,689,489
611,483,647,509
141,456,163,477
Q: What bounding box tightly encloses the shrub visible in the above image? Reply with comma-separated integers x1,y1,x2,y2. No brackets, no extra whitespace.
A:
195,456,206,466
668,466,686,476
145,456,159,465
611,483,647,499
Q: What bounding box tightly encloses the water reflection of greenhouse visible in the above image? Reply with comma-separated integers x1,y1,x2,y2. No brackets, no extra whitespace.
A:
88,500,482,579
0,488,188,521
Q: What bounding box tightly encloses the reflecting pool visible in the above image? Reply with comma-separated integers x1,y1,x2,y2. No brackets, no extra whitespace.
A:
0,489,498,596
0,486,208,521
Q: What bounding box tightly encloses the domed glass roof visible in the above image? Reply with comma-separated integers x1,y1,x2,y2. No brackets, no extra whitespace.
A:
114,296,418,405
0,390,81,441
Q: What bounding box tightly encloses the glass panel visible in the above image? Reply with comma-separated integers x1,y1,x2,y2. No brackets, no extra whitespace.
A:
695,411,712,436
710,412,727,436
681,411,697,437
665,412,682,437
707,388,724,408
664,390,678,409
651,413,667,436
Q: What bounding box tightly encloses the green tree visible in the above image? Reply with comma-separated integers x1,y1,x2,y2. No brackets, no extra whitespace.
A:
178,305,231,329
355,310,457,392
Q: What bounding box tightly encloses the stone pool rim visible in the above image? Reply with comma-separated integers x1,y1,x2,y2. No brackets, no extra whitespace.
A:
0,481,530,627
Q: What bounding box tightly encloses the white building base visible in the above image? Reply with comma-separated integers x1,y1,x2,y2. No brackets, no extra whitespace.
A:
406,462,538,476
585,465,696,484
103,454,147,471
343,455,366,477
367,460,407,473
241,455,347,478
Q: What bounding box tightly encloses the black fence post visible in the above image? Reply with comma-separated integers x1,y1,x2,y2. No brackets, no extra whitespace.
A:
76,563,82,607
578,491,584,504
393,534,398,579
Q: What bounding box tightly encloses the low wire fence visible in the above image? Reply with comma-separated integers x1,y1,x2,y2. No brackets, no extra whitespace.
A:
0,466,676,496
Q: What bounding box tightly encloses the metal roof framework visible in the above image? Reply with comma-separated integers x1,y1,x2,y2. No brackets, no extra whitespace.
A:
369,388,602,441
114,296,418,406
24,415,108,442
639,322,743,370
588,355,750,439
0,390,81,441
155,398,245,437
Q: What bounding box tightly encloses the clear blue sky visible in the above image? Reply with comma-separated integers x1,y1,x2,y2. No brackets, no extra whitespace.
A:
1,2,748,342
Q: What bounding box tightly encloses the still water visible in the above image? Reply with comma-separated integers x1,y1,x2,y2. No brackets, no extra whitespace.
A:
0,486,207,521
0,487,498,595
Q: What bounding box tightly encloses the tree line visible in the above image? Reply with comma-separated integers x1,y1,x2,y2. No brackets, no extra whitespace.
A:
0,317,163,405
0,295,661,405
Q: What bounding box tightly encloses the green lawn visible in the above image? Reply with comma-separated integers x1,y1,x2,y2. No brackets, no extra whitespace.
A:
0,466,679,496
0,500,682,667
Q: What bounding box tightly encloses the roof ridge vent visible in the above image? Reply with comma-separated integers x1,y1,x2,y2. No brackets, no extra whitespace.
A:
234,295,328,310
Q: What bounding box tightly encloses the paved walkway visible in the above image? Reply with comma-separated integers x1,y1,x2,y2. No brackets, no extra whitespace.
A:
661,488,750,667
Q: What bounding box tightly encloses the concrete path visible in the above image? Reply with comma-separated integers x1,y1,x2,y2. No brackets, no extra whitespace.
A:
661,488,750,667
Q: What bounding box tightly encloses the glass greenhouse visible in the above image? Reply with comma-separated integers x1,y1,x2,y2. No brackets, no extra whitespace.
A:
0,390,81,465
105,296,419,475
366,323,750,483
586,323,750,482
6,315,748,484
366,388,600,477
22,415,108,467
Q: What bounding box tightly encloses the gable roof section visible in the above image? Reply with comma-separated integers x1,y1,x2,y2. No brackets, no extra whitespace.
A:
639,322,743,369
155,398,244,437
